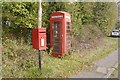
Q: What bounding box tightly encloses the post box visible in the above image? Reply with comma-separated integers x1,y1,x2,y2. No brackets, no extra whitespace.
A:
32,28,46,50
50,11,71,57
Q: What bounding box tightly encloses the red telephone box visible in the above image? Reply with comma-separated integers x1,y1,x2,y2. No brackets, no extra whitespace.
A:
32,28,46,50
50,11,71,57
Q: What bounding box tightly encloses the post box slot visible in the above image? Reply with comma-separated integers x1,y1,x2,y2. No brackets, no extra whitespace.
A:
39,32,45,33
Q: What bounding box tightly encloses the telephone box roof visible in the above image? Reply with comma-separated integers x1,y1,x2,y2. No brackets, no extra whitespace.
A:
50,11,70,16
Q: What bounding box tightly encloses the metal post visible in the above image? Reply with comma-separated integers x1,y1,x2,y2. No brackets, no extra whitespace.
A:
38,50,41,69
38,0,42,28
38,0,42,70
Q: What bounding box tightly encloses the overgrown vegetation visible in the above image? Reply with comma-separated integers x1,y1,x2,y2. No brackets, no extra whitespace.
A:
2,37,118,78
1,2,118,78
2,2,118,42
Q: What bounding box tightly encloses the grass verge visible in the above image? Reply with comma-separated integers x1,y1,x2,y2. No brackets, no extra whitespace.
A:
2,37,118,78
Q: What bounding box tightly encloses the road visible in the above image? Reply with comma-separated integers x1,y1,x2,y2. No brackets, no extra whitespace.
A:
70,48,119,78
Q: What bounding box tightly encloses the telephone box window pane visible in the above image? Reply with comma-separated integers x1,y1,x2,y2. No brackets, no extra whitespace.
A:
52,22,61,54
66,22,71,51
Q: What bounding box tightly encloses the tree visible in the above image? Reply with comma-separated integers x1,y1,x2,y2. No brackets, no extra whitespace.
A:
93,2,118,35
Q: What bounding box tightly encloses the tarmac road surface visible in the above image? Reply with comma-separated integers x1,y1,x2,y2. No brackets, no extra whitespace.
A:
70,48,119,78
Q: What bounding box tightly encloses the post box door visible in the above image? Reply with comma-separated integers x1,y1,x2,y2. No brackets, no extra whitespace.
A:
52,22,62,54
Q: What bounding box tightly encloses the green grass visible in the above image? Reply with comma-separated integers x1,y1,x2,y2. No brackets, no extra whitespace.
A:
2,37,118,78
110,67,118,78
110,63,119,78
84,37,118,63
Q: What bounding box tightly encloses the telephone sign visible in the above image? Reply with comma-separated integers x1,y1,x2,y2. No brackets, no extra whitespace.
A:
52,15,63,18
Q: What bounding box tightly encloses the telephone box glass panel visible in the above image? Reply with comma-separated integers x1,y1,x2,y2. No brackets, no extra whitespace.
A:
52,22,61,54
66,22,71,51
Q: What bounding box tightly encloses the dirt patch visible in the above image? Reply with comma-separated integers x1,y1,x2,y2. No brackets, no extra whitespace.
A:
72,25,104,52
